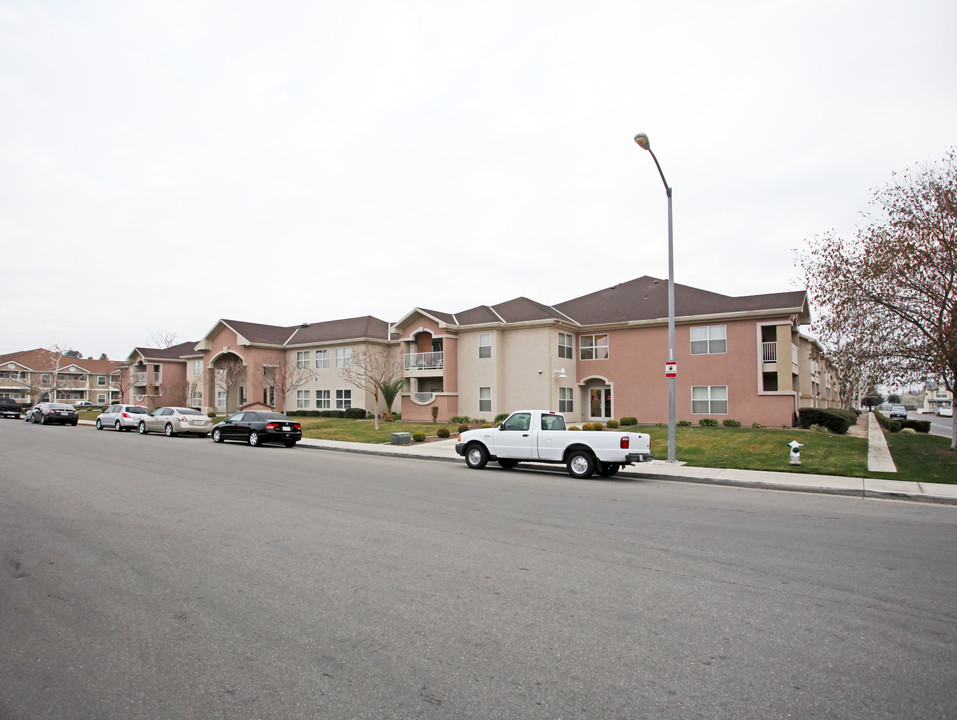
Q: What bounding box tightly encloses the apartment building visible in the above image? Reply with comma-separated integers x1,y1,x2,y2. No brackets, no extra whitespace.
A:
101,275,837,428
0,349,122,405
393,276,820,427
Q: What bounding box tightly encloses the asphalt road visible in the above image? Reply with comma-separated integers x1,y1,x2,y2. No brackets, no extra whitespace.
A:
924,412,954,439
2,421,956,720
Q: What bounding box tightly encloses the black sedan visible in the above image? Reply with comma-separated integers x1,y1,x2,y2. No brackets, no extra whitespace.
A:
211,411,302,447
32,402,79,426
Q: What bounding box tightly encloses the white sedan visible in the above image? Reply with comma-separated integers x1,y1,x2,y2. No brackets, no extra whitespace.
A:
137,407,213,437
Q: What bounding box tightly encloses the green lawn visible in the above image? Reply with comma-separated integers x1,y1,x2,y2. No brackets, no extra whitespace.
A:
630,425,956,483
295,417,466,444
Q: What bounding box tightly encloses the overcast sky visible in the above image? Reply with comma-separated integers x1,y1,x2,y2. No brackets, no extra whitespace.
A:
2,0,954,360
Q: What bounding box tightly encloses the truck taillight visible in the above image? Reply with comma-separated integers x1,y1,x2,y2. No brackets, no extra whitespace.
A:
620,436,630,450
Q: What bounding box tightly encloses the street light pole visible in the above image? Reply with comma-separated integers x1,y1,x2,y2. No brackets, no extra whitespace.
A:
634,133,676,463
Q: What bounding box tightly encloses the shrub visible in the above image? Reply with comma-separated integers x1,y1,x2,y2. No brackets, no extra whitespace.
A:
678,420,692,427
436,427,450,438
605,419,619,428
751,422,765,429
900,419,931,433
797,408,851,435
722,419,741,428
431,407,439,423
344,407,366,419
872,410,902,433
581,422,595,431
568,425,581,431
412,432,426,442
458,423,470,433
900,427,916,434
592,421,604,430
494,413,509,424
207,411,217,418
619,416,638,426
699,418,719,427
450,416,469,424
481,423,493,429
809,424,831,433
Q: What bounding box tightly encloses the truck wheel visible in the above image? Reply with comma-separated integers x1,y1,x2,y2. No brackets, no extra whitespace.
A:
598,462,621,477
465,443,489,469
566,450,595,479
498,459,519,469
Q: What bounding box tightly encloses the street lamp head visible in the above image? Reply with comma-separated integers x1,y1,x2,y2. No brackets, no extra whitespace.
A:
634,133,650,151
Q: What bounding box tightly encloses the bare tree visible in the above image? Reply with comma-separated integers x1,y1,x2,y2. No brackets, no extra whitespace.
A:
342,347,402,430
799,148,957,449
214,357,245,415
37,345,84,403
168,378,199,407
260,354,313,413
150,330,179,349
111,366,134,404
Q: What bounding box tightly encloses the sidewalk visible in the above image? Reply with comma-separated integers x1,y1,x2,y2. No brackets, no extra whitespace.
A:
297,435,957,506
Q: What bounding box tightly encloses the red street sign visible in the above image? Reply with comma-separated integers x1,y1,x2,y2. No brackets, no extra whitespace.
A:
665,362,677,378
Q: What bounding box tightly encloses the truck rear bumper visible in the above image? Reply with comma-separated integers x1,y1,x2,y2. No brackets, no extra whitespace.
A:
626,453,652,463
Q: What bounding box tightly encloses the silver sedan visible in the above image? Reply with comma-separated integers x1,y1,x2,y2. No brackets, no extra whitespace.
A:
137,407,213,437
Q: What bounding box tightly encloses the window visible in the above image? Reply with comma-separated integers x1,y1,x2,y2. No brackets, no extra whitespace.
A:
690,325,727,355
192,389,203,407
316,390,330,409
193,360,203,375
97,394,106,403
315,350,330,369
478,386,491,413
335,348,351,368
296,390,310,409
152,365,160,383
692,386,728,414
41,374,51,384
296,351,310,369
478,333,491,359
216,390,226,408
336,389,352,409
559,387,574,413
558,332,574,359
579,334,609,360
97,376,106,386
501,412,530,431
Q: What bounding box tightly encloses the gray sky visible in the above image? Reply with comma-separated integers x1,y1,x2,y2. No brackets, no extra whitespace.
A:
2,0,954,360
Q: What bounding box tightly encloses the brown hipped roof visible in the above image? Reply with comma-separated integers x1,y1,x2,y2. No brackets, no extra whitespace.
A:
555,276,809,325
0,348,122,374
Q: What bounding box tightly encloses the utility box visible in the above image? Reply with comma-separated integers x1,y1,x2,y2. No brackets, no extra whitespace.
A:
391,432,412,445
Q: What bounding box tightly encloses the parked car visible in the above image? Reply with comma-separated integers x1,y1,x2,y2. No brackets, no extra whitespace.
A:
939,404,954,417
137,407,213,437
23,404,41,422
95,404,150,431
0,398,22,419
31,402,79,426
889,406,907,419
73,400,94,408
211,411,302,447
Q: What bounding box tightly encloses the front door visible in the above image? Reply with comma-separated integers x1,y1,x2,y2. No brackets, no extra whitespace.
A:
589,388,612,420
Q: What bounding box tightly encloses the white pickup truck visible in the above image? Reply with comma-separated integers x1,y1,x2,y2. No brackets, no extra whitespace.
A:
454,409,652,478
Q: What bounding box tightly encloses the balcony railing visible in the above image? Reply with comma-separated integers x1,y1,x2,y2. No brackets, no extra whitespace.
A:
762,342,777,363
413,392,435,403
405,351,444,371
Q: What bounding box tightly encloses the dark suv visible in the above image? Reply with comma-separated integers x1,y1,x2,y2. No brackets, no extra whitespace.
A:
0,398,22,419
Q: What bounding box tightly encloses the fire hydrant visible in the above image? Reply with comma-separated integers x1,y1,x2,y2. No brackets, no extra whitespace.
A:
788,440,803,465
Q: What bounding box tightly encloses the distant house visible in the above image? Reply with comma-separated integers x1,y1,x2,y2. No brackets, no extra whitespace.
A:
0,349,121,405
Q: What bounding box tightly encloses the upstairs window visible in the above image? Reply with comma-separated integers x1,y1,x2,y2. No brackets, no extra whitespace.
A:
558,332,574,359
335,348,352,368
315,350,330,369
579,334,609,360
478,333,491,359
296,351,310,369
690,325,727,355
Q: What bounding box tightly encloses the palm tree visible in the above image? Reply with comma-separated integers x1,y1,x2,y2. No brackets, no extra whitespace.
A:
379,378,406,421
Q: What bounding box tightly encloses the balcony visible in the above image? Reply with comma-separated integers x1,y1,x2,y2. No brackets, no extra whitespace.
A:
405,351,443,371
762,342,777,363
412,392,435,404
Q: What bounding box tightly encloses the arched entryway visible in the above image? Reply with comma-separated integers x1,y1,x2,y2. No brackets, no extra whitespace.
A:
209,351,247,415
